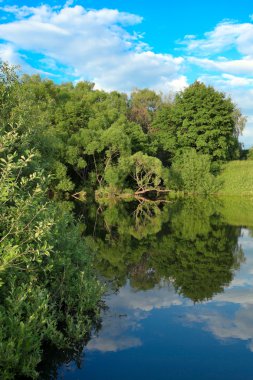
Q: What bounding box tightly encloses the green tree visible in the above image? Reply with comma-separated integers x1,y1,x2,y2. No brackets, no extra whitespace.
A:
172,81,245,161
128,89,162,133
150,103,177,164
102,152,168,196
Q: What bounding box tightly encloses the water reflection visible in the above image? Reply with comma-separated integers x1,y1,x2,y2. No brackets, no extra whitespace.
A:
87,281,183,354
87,198,243,302
186,229,253,352
43,197,253,379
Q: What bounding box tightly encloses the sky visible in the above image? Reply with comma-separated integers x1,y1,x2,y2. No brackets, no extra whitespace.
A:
1,0,253,146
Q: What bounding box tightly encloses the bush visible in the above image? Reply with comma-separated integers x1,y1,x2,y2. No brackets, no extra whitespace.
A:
0,122,103,379
170,149,220,194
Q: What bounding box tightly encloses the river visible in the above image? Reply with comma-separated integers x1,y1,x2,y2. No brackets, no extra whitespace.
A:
39,197,253,380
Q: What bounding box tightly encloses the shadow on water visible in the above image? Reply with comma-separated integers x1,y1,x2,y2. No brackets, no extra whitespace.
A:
34,197,251,378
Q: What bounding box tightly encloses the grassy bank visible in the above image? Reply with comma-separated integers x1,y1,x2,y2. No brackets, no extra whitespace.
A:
218,160,253,196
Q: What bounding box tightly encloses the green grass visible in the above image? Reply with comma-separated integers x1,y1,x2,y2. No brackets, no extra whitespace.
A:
218,160,253,196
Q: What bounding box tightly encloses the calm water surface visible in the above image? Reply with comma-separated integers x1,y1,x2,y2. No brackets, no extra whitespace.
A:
41,198,253,380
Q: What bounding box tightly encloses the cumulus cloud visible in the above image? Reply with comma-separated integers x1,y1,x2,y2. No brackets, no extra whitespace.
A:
0,42,46,74
87,336,142,352
181,17,253,79
0,4,185,93
189,57,253,76
87,310,143,353
181,20,253,57
198,73,253,88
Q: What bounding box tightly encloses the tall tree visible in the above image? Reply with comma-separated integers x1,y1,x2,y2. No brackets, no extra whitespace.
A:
172,81,246,161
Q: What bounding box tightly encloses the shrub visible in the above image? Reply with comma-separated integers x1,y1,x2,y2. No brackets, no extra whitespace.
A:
170,149,220,194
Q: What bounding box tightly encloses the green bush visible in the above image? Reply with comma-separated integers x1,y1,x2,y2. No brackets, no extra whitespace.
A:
170,149,220,194
0,110,103,379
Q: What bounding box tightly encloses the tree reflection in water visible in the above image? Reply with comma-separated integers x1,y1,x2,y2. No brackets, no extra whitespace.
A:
88,197,244,302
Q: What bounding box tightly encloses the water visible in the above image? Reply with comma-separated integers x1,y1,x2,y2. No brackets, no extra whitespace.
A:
41,197,253,380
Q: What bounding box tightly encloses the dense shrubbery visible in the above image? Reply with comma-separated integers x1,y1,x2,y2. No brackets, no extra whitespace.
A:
170,149,221,194
0,128,103,378
0,64,103,379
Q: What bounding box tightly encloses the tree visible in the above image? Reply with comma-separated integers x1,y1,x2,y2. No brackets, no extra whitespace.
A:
150,103,177,164
172,81,245,161
103,152,168,196
129,152,167,195
128,89,162,133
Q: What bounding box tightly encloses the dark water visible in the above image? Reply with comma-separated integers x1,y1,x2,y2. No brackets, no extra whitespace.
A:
41,197,253,380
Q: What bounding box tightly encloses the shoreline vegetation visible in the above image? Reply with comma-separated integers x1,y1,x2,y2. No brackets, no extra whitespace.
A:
0,61,252,378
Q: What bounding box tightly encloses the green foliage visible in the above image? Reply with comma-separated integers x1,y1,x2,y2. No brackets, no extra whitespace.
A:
150,103,177,164
0,127,103,378
0,64,103,379
172,81,245,161
170,149,220,194
1,63,245,200
128,89,162,133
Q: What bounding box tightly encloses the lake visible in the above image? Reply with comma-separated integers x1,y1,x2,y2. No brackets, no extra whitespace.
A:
39,197,253,380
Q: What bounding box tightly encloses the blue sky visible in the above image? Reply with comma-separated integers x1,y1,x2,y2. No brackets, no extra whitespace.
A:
1,0,253,146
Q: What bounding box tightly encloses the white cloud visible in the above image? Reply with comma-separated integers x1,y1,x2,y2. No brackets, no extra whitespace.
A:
181,20,253,57
198,73,253,89
0,4,185,93
189,57,253,76
0,43,23,65
109,280,184,312
0,42,60,77
0,6,40,19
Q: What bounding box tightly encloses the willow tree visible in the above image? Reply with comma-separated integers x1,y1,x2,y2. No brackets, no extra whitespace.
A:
129,152,168,195
102,151,169,197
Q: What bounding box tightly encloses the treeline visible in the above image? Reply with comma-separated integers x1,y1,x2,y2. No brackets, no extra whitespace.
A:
1,62,245,200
